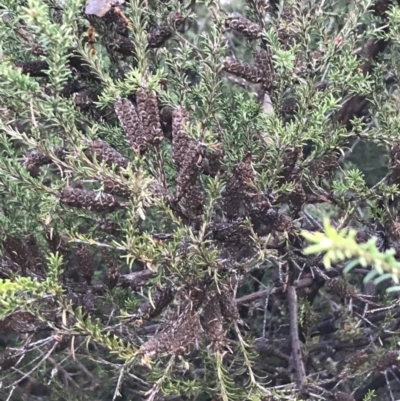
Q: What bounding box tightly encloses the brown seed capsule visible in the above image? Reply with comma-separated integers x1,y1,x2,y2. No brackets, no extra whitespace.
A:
136,88,163,145
112,33,135,55
373,0,392,19
159,106,173,140
375,351,400,371
308,151,339,180
261,209,292,232
201,294,225,343
202,149,223,176
179,184,204,219
172,106,191,166
74,89,99,120
218,289,239,323
148,25,172,48
287,182,307,213
61,187,122,212
223,57,263,83
46,231,68,256
277,5,297,49
347,349,368,372
87,24,96,56
176,141,204,191
75,245,94,285
97,219,121,236
101,249,120,290
169,11,185,27
111,6,132,29
281,147,303,181
114,97,147,154
103,180,131,198
23,151,52,170
16,60,48,77
223,157,256,219
254,49,275,91
3,235,44,275
388,220,400,241
139,308,203,357
225,14,262,39
281,97,298,114
85,139,129,171
328,278,357,299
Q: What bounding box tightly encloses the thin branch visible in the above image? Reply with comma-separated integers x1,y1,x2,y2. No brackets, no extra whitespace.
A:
8,342,57,389
287,285,307,391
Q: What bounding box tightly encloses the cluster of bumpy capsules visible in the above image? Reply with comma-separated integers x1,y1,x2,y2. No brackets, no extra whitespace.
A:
139,284,239,357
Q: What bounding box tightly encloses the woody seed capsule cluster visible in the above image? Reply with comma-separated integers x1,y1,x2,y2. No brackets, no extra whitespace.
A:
281,97,298,115
202,149,223,176
169,11,185,27
136,88,163,145
201,294,225,344
103,179,131,198
328,278,357,299
287,181,307,213
23,147,66,177
101,248,120,290
74,89,99,117
61,187,121,212
147,11,184,48
224,14,262,39
277,5,297,49
75,245,94,285
97,218,121,236
176,140,204,193
148,26,172,48
222,58,263,83
254,49,275,91
3,235,44,274
281,147,303,182
375,350,400,371
139,308,203,357
23,151,51,170
159,106,173,140
139,282,239,357
16,60,49,77
172,107,205,218
217,288,239,323
260,208,292,232
114,98,147,154
172,106,191,166
85,139,129,171
347,349,368,372
223,156,256,219
308,151,339,180
388,220,400,241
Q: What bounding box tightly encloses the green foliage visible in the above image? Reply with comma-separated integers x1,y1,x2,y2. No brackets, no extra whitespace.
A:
2,0,400,400
303,219,400,290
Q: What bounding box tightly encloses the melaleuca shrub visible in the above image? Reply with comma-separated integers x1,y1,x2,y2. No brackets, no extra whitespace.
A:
1,0,400,401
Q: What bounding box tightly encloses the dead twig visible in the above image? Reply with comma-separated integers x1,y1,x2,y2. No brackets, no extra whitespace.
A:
287,285,307,391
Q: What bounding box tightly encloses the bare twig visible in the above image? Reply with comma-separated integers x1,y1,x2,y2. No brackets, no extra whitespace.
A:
287,285,307,391
8,341,57,389
236,277,314,305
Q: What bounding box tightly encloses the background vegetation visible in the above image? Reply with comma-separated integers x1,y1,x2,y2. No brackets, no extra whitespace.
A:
1,0,400,400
